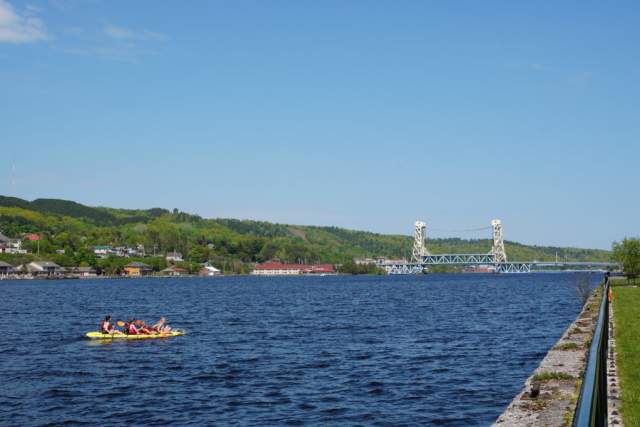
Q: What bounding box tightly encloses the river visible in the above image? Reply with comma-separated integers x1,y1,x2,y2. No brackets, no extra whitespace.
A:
0,273,601,426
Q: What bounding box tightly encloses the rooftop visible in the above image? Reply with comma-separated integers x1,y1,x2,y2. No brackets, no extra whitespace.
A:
31,261,62,268
125,262,152,268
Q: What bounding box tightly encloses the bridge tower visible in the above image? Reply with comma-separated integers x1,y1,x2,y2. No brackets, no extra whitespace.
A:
411,220,430,263
491,219,507,263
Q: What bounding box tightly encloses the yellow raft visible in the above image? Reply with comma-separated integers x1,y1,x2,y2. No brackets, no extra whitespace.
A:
85,331,184,340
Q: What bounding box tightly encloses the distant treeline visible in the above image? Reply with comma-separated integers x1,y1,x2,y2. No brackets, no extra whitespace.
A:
0,196,612,274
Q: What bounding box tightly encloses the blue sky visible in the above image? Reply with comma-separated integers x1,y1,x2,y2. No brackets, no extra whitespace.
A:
1,0,638,249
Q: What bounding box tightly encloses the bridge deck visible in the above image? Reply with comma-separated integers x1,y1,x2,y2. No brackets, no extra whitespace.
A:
379,253,618,274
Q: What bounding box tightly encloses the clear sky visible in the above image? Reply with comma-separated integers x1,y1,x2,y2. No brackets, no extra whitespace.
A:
1,0,638,249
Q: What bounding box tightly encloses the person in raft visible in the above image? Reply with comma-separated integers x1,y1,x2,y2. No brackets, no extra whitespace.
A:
124,319,139,335
100,315,122,335
151,317,172,333
135,319,155,335
111,318,173,335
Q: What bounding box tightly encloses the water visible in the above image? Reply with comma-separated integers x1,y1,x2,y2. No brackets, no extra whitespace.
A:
0,273,600,426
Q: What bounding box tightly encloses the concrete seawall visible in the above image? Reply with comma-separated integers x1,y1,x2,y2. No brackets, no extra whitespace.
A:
493,288,602,426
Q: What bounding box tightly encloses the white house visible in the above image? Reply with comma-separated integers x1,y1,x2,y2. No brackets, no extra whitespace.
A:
0,233,26,254
94,245,112,257
166,251,183,263
199,265,221,276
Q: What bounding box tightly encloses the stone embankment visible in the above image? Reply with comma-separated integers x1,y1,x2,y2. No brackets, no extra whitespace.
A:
493,289,602,426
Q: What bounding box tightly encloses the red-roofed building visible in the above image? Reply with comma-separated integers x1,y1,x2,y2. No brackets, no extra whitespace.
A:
251,262,335,276
307,264,335,274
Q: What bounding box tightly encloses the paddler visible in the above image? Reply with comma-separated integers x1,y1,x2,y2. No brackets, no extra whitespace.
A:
100,315,122,335
151,317,172,333
136,320,154,335
125,319,139,335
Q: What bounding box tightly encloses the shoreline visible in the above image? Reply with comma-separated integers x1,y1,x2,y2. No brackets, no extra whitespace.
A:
0,270,605,281
493,286,603,426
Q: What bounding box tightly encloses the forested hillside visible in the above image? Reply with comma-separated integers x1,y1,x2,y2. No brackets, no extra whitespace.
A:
0,196,612,273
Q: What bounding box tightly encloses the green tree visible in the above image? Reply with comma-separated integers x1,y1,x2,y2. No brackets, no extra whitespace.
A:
613,238,640,284
187,245,209,263
338,261,385,275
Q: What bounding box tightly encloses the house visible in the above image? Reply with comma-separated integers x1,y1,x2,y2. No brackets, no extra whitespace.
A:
27,261,65,276
0,261,14,275
94,245,112,258
251,262,335,276
166,251,183,263
354,258,377,265
0,233,10,253
111,247,125,257
0,233,27,254
71,266,98,278
123,262,153,277
161,265,188,276
199,265,221,276
135,244,146,257
376,258,409,266
124,246,142,257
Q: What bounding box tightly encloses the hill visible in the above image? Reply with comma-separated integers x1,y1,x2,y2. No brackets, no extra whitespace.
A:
0,196,612,273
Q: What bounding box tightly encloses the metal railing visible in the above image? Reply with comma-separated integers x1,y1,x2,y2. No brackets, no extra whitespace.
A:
573,283,609,426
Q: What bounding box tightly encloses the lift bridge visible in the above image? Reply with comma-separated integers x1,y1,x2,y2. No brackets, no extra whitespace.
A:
384,220,618,274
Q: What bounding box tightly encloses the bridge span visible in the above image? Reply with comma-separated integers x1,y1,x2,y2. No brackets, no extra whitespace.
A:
383,220,618,274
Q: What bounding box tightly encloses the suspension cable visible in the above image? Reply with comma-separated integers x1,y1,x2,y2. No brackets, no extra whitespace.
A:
428,226,492,233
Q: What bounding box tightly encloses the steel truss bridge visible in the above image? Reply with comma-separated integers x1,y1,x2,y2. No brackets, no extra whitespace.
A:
383,220,618,275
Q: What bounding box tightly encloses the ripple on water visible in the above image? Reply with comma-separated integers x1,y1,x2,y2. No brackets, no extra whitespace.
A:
0,273,600,426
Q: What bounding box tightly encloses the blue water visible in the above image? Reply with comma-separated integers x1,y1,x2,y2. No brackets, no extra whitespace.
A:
0,273,600,426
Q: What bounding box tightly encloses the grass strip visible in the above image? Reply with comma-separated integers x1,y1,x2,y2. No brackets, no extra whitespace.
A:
555,342,581,351
613,287,640,425
532,371,575,382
